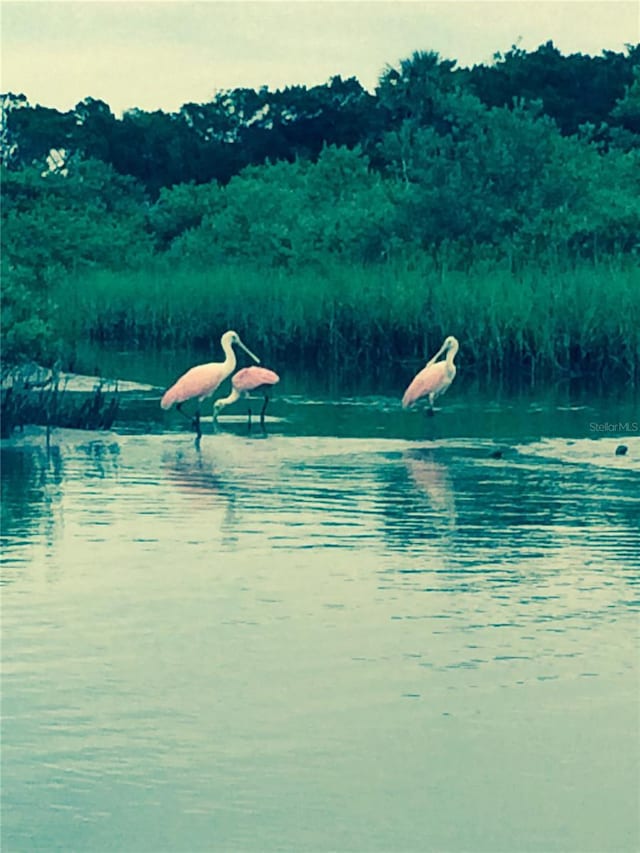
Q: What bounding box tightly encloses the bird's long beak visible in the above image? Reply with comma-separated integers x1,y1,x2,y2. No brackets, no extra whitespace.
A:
237,338,260,364
427,342,447,366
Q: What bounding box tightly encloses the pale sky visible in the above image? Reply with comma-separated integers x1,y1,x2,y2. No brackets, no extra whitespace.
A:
2,1,639,115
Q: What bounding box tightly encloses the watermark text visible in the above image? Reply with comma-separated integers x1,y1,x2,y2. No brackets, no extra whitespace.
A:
589,421,639,433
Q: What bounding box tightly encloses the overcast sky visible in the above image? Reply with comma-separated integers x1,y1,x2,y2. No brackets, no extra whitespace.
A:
2,1,639,115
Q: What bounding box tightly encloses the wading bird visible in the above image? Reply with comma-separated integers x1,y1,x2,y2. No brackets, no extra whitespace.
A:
160,330,260,438
402,335,459,415
213,366,280,431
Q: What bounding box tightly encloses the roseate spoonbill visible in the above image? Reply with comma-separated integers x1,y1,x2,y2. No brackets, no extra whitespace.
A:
213,366,280,430
402,335,459,415
160,330,259,438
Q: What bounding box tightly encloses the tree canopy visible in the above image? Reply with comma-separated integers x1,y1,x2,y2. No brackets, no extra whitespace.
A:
3,42,638,192
1,42,639,365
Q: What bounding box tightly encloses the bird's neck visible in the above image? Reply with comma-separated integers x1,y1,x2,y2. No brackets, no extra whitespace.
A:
215,387,240,410
446,343,459,367
220,339,237,373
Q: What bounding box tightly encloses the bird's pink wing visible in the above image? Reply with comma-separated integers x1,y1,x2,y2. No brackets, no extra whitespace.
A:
161,363,226,409
232,366,280,392
401,362,448,408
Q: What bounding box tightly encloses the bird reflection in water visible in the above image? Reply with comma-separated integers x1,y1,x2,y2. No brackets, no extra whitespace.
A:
403,450,457,531
162,449,238,545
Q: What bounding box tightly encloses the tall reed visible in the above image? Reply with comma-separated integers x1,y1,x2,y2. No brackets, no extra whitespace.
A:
53,258,639,383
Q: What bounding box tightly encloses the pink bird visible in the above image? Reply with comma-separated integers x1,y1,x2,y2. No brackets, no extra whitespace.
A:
214,365,280,431
402,335,459,414
161,330,260,438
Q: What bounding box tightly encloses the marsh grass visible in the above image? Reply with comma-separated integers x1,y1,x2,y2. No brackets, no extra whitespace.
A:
1,366,120,438
54,259,640,383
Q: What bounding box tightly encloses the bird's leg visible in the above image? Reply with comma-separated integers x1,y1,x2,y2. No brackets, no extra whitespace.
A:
175,403,193,423
427,393,436,416
175,401,203,434
193,408,202,439
247,406,252,434
260,394,269,433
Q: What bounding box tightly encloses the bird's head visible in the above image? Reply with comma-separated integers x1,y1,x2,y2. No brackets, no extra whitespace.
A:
222,330,240,347
430,335,459,364
221,330,260,364
443,336,459,352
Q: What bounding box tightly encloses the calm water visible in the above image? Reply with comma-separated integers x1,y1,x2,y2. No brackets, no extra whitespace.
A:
2,358,639,852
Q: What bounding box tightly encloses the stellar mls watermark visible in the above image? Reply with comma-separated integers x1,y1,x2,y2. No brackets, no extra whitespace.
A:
589,421,639,433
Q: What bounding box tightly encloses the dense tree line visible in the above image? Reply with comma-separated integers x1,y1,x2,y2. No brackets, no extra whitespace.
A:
1,43,639,368
3,42,639,193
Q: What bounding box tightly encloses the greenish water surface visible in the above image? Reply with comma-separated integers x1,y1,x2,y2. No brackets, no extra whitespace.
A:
2,349,639,852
